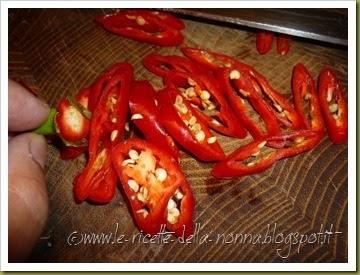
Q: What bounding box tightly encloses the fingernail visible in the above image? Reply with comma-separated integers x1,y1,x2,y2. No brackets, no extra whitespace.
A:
29,134,47,169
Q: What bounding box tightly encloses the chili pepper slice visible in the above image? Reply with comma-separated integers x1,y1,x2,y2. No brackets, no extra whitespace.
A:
212,130,321,178
277,35,291,56
157,86,225,162
164,71,248,138
256,31,274,55
111,138,195,237
148,10,185,30
318,67,348,144
292,63,325,134
182,47,304,130
96,10,183,46
129,80,179,159
143,53,246,138
142,53,201,79
89,63,134,112
74,63,133,203
55,87,91,146
217,67,280,139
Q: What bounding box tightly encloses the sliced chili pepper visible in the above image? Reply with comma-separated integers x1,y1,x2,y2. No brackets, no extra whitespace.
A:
318,67,348,144
74,63,133,203
165,71,247,138
292,63,325,134
96,10,183,46
149,10,185,30
142,53,201,79
54,90,90,146
89,63,134,112
129,80,179,159
217,67,280,139
277,35,291,56
182,47,304,130
212,130,321,178
157,86,225,162
143,53,246,138
111,138,195,237
256,31,274,55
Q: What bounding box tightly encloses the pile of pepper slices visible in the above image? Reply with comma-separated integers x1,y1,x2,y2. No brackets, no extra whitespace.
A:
43,10,348,238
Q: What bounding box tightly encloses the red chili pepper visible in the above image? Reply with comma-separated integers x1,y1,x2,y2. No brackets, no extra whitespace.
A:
217,67,280,139
111,138,195,237
89,63,134,113
182,47,304,130
318,67,348,144
148,10,185,30
96,10,183,46
157,86,225,162
212,130,321,178
277,35,291,56
55,88,91,146
256,31,274,55
143,53,201,79
129,80,179,159
143,53,247,138
74,63,133,203
292,63,325,134
167,73,247,138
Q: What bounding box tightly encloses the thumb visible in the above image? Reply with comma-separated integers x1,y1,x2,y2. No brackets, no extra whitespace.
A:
8,133,49,262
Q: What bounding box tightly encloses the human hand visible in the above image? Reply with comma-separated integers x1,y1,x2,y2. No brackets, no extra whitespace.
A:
8,79,50,262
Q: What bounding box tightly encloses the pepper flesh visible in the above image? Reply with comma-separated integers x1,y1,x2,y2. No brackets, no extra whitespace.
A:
277,35,291,56
212,130,322,178
256,31,274,55
143,53,247,138
292,63,325,135
157,86,226,162
318,67,348,144
143,53,201,79
96,10,184,46
55,87,91,147
74,62,133,203
217,67,280,139
111,138,195,237
181,47,304,130
129,80,179,159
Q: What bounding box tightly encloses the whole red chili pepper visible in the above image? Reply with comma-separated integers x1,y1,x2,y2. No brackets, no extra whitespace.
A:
212,130,321,178
111,138,195,237
256,31,274,55
217,67,280,139
157,86,226,162
318,67,348,144
96,10,184,46
74,63,133,203
292,63,325,135
129,80,180,159
181,47,304,130
277,35,291,56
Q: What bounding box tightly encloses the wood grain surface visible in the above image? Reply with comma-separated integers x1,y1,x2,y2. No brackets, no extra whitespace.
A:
8,9,348,263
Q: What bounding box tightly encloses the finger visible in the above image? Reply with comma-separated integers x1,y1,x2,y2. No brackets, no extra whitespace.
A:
8,133,49,262
8,79,50,132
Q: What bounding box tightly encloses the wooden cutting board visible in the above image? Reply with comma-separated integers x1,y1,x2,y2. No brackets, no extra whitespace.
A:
9,9,348,263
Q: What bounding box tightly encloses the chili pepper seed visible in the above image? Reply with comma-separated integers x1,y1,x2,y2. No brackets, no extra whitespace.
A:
230,70,241,80
128,179,140,192
131,113,144,120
